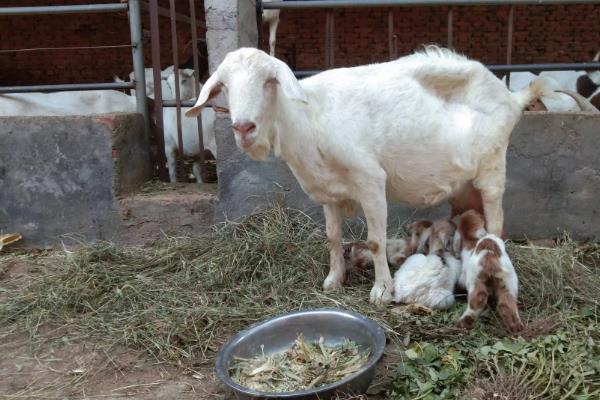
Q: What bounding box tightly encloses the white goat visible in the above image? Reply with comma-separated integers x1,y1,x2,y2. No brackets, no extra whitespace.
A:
185,46,551,304
0,90,217,185
456,210,523,333
163,106,216,183
115,66,196,100
393,220,462,310
0,90,137,116
262,0,280,56
504,72,597,112
503,51,600,112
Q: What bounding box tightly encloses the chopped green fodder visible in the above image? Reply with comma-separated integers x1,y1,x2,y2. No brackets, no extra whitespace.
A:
230,334,370,393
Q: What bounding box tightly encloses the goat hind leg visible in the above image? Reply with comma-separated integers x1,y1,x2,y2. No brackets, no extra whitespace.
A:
497,291,524,333
457,280,488,329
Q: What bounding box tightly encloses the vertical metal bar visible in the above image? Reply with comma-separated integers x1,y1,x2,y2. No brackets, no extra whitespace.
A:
388,10,394,60
189,0,207,182
169,0,184,172
128,0,149,131
447,7,453,49
256,0,263,51
506,5,514,87
325,10,335,68
149,0,168,181
325,11,331,68
330,11,335,67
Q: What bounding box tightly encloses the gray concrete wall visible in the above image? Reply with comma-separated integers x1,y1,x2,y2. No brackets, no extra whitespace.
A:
203,2,600,238
212,111,600,240
0,113,151,247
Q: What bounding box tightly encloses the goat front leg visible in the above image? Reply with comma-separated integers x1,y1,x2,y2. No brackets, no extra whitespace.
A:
360,188,393,304
323,203,345,291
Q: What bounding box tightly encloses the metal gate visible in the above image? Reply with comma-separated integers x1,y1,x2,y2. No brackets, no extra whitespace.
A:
260,0,600,81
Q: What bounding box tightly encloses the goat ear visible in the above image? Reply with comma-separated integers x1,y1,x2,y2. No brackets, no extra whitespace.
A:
185,71,222,117
272,58,308,103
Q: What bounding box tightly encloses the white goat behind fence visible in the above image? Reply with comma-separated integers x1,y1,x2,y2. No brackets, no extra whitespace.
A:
0,90,137,116
262,0,280,56
186,46,552,303
163,106,216,183
0,88,217,184
115,66,196,101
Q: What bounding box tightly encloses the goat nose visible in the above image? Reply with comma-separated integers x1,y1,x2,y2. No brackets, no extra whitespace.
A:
232,121,256,135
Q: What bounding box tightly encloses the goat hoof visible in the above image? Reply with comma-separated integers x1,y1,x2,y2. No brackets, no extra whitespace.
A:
456,316,475,330
323,273,344,291
370,280,393,305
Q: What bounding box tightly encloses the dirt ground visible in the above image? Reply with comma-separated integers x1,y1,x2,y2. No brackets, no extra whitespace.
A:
0,259,392,399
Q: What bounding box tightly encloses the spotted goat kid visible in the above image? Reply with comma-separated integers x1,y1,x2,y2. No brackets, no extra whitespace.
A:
393,219,462,310
456,210,524,333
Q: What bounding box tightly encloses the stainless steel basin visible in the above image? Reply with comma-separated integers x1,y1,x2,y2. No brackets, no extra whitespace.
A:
215,308,386,399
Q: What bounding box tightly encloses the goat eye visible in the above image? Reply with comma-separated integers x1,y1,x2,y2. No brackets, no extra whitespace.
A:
265,78,278,86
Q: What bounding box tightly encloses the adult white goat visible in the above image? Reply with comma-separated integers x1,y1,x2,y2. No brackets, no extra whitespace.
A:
262,0,280,56
185,46,550,304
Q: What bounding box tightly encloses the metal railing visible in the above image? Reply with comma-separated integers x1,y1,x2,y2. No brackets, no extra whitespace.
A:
148,0,208,182
0,2,148,128
261,0,600,79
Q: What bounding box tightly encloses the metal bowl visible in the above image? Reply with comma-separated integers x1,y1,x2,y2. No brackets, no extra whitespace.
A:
215,308,386,399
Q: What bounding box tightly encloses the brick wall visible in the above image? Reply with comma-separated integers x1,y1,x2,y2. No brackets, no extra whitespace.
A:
269,5,600,70
0,0,203,86
1,2,598,86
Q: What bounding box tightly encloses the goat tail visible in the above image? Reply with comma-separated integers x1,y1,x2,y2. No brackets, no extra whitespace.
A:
512,77,557,110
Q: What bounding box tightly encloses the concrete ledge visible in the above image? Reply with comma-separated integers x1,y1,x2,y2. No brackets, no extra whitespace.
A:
0,113,151,247
505,112,600,239
117,183,218,246
214,112,600,240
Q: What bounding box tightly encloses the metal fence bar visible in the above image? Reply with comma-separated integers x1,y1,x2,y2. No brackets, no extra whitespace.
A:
388,10,394,60
189,0,207,181
505,5,515,87
489,62,600,72
149,0,169,181
128,0,148,130
0,3,128,15
0,82,134,94
293,62,600,78
264,0,600,8
447,7,453,48
325,11,335,68
163,100,199,107
169,0,184,164
257,0,264,51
